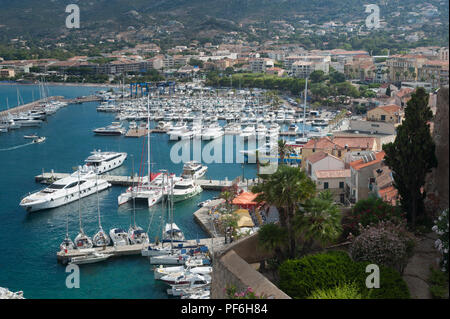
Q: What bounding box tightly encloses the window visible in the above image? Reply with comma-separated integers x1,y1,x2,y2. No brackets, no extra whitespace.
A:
339,181,344,189
324,182,329,189
381,115,386,121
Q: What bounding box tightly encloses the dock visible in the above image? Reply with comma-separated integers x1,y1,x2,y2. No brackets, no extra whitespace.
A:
57,237,226,264
125,128,167,137
35,172,255,190
193,199,224,238
0,95,102,118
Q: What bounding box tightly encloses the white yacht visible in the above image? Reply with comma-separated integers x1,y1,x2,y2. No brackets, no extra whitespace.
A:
83,150,127,174
93,122,126,135
181,161,207,180
201,124,224,140
240,125,256,140
109,228,129,246
19,170,111,212
69,252,112,265
172,180,202,203
167,122,188,140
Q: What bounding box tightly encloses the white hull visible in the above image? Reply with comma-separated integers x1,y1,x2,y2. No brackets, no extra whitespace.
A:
172,185,202,203
20,179,111,212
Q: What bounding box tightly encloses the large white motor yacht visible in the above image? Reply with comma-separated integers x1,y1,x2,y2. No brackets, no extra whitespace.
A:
181,161,207,180
20,170,111,212
172,180,203,202
83,150,127,174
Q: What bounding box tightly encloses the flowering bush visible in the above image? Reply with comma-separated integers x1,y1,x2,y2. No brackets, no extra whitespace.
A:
349,221,415,273
343,197,405,237
225,286,267,299
432,208,449,273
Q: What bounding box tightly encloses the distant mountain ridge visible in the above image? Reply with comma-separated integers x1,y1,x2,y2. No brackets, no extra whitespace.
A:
0,0,448,44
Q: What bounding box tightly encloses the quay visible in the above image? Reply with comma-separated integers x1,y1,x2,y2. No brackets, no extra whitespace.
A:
35,172,255,190
0,95,102,118
57,237,226,264
125,128,167,137
193,199,224,238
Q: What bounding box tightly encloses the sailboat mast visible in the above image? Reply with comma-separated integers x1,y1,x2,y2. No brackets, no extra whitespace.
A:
302,78,308,137
147,94,151,183
96,173,101,228
170,175,174,249
77,170,83,232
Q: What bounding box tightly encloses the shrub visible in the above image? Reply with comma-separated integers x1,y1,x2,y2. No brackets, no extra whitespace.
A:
432,208,449,273
308,282,362,299
344,197,405,237
349,221,415,273
279,251,410,299
428,267,449,299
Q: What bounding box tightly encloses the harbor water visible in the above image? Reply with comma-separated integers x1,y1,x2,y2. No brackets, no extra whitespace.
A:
0,84,257,298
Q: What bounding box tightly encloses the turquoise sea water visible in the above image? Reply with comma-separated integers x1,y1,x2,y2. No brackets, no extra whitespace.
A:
0,84,257,299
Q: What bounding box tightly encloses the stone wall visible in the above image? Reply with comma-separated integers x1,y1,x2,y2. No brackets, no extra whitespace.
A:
425,86,449,213
211,233,290,299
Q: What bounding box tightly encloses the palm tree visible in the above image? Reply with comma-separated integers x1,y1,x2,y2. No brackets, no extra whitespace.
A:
220,190,234,213
277,139,292,164
252,165,316,258
294,190,342,255
258,223,288,261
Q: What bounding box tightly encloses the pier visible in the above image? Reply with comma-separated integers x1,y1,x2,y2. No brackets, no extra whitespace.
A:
35,172,255,190
0,95,102,118
193,199,224,238
57,237,226,264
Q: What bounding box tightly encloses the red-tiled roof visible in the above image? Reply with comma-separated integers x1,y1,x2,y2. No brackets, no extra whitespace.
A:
350,151,385,170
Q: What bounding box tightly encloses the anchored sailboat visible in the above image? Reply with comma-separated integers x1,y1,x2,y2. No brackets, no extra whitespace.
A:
93,174,111,247
74,170,93,249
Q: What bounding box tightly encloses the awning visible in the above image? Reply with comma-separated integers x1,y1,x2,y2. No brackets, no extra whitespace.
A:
233,209,255,228
232,192,258,207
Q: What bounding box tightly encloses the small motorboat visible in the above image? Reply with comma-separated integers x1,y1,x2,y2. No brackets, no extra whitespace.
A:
109,228,129,246
24,134,38,139
32,136,46,144
69,252,112,265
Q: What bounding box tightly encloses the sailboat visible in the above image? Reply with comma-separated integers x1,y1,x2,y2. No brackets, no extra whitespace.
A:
127,169,150,245
93,174,111,247
162,176,185,243
74,170,94,249
59,209,75,252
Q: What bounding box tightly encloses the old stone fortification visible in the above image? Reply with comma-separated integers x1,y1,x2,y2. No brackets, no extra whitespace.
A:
211,233,291,299
425,86,449,214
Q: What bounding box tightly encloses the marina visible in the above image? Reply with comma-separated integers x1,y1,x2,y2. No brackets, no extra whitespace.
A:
0,82,329,299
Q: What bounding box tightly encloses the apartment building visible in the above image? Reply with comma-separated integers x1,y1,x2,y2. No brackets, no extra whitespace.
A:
249,58,274,73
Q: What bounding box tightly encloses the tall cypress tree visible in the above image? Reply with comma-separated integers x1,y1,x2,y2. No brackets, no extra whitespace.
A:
382,87,437,226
